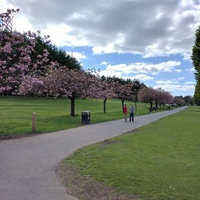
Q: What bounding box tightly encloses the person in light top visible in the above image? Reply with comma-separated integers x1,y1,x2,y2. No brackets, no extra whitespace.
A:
129,104,134,122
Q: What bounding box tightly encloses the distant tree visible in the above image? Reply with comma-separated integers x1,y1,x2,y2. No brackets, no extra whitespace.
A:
172,96,185,106
138,87,156,108
155,88,173,107
139,87,174,109
114,82,133,111
98,76,116,113
103,76,145,111
131,79,145,110
194,82,200,105
191,26,200,105
183,95,193,105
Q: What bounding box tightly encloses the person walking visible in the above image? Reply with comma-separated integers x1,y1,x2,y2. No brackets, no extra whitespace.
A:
129,104,134,122
123,104,128,122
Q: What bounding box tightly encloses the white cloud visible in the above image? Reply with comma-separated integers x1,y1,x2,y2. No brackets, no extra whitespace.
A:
154,84,195,95
182,52,192,60
186,67,195,73
127,74,154,81
184,81,196,85
99,69,154,82
100,61,109,66
178,77,185,80
66,52,87,61
104,61,181,75
42,24,89,47
175,69,182,73
1,0,199,57
154,78,195,96
99,69,123,78
155,80,178,84
0,0,12,11
13,16,33,32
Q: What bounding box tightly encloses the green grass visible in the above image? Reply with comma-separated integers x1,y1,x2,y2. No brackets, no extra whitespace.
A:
0,96,152,138
61,106,200,200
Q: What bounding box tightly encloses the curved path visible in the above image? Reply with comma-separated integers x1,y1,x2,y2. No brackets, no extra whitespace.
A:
0,106,187,200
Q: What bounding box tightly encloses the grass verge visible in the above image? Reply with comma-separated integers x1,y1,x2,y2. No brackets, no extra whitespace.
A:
0,96,158,138
57,106,200,200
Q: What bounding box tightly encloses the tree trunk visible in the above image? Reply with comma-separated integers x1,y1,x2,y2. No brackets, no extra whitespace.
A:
150,99,153,108
134,94,138,111
70,93,76,116
103,97,107,113
135,99,137,111
121,99,124,112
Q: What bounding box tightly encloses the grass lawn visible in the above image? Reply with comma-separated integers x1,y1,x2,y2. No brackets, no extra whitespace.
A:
58,106,200,200
0,96,152,138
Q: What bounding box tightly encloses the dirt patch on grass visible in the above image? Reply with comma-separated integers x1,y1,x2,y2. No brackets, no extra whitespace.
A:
100,139,117,145
55,161,140,200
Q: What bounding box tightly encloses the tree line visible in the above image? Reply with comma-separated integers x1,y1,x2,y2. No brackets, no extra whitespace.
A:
0,9,193,116
191,26,200,105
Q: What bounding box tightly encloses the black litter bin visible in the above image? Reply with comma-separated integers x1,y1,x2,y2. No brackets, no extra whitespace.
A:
81,111,91,124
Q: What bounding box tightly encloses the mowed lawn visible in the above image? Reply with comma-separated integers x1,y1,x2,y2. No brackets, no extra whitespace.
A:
0,96,150,138
59,106,200,200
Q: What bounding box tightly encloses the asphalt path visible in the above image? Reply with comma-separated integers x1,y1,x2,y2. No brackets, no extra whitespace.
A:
0,106,187,200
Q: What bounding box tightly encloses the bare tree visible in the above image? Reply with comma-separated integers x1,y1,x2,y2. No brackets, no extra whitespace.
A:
0,8,20,31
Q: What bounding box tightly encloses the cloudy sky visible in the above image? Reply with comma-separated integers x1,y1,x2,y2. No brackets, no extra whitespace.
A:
1,0,199,96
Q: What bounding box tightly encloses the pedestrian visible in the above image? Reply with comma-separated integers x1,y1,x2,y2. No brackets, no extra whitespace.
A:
123,104,128,122
129,104,134,122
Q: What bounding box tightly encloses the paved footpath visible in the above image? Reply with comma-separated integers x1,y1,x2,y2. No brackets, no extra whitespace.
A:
0,106,187,200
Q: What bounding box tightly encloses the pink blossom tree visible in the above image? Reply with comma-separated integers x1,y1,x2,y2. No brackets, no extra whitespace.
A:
0,9,60,96
98,79,116,113
0,30,33,94
92,74,116,113
1,9,114,117
172,96,185,106
114,81,133,111
42,67,103,116
155,88,173,107
138,87,156,108
139,87,173,109
0,29,54,95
